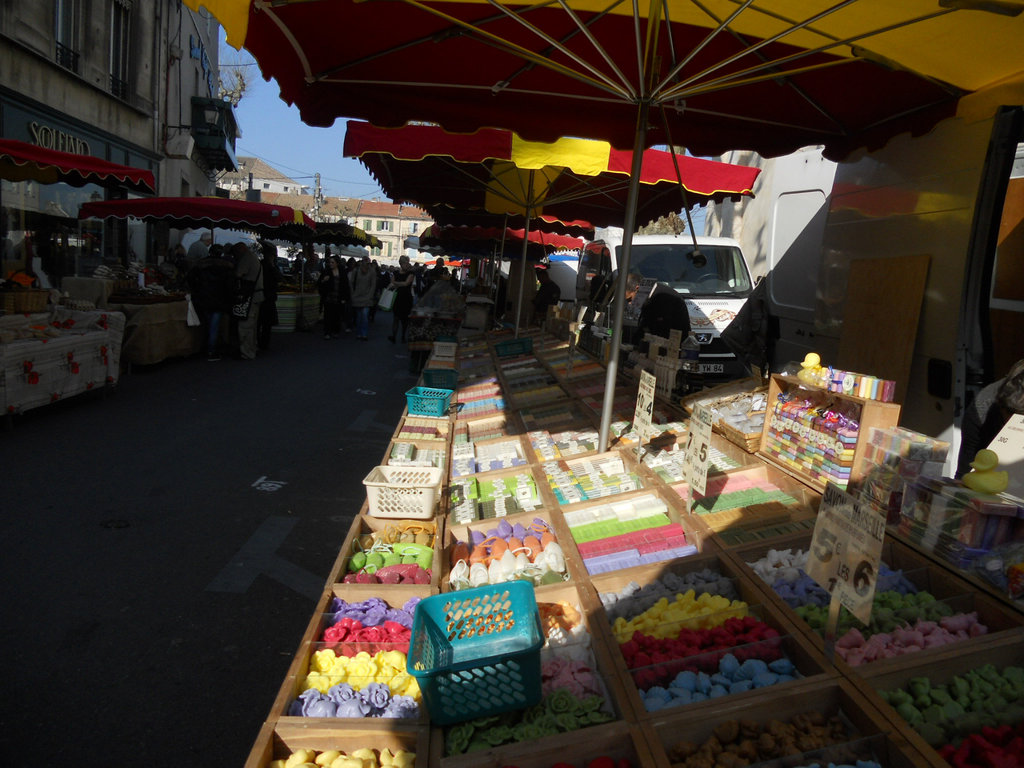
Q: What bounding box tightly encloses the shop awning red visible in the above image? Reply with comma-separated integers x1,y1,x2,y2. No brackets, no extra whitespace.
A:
78,196,315,235
0,138,155,195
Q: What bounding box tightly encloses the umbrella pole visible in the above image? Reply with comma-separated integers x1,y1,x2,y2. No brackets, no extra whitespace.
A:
598,106,649,452
512,173,535,338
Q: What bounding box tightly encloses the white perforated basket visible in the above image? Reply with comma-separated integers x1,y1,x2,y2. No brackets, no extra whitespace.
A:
433,341,457,358
363,465,443,519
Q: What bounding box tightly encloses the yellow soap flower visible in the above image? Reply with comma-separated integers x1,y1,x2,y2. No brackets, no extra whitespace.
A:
376,650,407,675
301,672,334,694
390,751,416,768
311,649,339,674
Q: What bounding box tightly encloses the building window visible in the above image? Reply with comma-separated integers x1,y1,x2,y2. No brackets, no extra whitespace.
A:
263,182,270,189
283,186,289,192
55,0,81,74
109,0,132,100
363,220,371,230
410,222,419,233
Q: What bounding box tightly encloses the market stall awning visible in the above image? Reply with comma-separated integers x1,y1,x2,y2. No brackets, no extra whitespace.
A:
313,221,381,249
0,138,156,195
344,121,760,229
78,196,315,238
420,224,583,260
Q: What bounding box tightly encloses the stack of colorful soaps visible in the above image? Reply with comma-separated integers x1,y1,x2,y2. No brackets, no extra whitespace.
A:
543,454,644,505
291,596,422,719
453,413,515,443
506,376,564,407
608,591,799,711
762,392,862,489
529,428,600,460
518,400,592,431
447,517,567,588
745,547,991,665
547,356,603,380
449,472,541,524
643,442,740,482
454,377,505,420
680,471,801,514
395,416,448,442
387,442,445,469
880,663,1024,754
563,493,697,574
450,438,527,478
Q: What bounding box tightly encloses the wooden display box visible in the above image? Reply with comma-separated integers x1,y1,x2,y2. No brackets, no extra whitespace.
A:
386,438,450,475
670,463,820,542
727,532,1024,668
681,376,769,454
546,450,650,508
448,433,531,480
268,587,433,726
599,595,835,722
555,486,709,582
442,504,575,592
847,627,1024,768
516,397,596,433
646,678,930,768
327,514,443,591
758,373,901,493
395,415,452,443
246,720,429,768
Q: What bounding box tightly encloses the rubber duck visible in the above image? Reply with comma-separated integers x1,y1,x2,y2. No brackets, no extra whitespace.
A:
797,352,826,388
962,448,1009,495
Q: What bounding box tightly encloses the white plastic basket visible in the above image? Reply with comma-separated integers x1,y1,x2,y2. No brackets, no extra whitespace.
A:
363,465,443,519
433,341,457,358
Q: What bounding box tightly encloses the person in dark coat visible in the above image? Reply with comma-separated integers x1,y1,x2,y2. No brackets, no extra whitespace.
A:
187,243,234,361
388,255,416,343
956,359,1024,477
318,254,350,338
257,241,281,351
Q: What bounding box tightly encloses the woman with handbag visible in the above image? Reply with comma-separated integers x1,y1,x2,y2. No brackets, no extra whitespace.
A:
387,255,416,343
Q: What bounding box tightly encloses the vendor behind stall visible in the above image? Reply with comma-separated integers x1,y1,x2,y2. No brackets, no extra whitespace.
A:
623,272,691,346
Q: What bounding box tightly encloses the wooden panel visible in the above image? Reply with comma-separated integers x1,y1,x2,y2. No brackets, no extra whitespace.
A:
837,253,930,404
993,175,1024,301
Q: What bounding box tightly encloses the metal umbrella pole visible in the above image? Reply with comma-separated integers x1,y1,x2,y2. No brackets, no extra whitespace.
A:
511,171,535,338
598,106,649,452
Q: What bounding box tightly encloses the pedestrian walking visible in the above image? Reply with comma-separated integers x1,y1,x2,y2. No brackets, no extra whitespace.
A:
187,243,234,361
349,254,377,340
318,254,350,339
388,255,416,343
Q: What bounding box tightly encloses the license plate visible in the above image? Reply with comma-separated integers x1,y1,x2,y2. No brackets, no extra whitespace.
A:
699,363,725,373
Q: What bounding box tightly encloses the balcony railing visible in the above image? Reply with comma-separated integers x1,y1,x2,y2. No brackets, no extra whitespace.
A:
109,75,129,101
55,42,80,74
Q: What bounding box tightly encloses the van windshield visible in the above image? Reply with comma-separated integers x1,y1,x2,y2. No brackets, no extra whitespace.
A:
616,243,753,296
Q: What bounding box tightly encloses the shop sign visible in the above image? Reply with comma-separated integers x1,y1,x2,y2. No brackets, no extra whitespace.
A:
28,121,91,155
683,402,713,498
633,369,656,460
806,483,886,624
190,34,216,97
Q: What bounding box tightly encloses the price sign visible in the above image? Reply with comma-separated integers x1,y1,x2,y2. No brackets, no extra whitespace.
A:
683,403,713,498
806,483,886,625
634,370,657,460
988,414,1024,502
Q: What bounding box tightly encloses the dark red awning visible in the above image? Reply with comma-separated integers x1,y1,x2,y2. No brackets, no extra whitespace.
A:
78,196,315,236
0,138,155,195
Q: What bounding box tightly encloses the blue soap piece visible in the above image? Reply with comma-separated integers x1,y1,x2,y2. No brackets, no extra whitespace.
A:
728,679,754,694
718,652,740,677
695,671,712,694
668,687,693,703
673,670,697,692
768,658,796,675
644,697,667,712
645,685,669,701
709,684,729,698
710,672,732,688
690,691,707,702
737,658,768,680
778,674,797,683
752,671,779,687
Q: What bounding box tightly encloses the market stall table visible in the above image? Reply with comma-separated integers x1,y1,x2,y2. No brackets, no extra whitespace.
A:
61,276,121,309
107,297,202,366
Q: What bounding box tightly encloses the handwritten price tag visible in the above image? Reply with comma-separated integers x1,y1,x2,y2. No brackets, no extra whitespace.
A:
989,414,1024,502
634,370,657,459
806,483,886,624
683,403,713,497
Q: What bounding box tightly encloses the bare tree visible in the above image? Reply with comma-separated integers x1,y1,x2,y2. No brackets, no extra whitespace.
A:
637,210,687,235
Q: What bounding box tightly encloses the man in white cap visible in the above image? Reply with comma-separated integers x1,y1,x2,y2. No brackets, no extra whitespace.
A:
185,231,212,271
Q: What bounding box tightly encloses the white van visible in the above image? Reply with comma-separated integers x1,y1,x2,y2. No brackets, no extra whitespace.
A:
577,231,754,384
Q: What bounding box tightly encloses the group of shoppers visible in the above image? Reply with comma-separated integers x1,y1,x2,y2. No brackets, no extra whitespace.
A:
317,249,388,340
186,239,280,361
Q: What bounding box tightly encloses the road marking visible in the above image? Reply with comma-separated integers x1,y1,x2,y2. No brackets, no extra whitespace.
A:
356,388,376,395
252,475,288,491
347,408,394,432
206,515,322,599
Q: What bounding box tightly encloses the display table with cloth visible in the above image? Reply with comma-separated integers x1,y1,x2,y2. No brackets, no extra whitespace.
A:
107,299,202,365
62,277,119,308
0,308,125,415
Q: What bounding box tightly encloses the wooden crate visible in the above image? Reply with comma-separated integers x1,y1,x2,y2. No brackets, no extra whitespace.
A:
849,627,1024,768
246,720,429,768
758,373,901,493
646,678,931,768
1,288,49,314
681,376,768,453
328,513,443,591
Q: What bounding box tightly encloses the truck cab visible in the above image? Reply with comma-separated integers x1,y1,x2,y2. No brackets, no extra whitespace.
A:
577,232,755,385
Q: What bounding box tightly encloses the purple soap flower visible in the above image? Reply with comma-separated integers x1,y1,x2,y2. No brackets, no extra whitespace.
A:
326,683,357,705
470,529,486,545
335,698,371,718
360,682,392,712
381,695,419,719
305,697,338,718
512,523,528,540
497,519,513,538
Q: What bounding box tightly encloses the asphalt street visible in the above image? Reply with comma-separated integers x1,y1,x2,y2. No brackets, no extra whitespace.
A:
0,312,420,765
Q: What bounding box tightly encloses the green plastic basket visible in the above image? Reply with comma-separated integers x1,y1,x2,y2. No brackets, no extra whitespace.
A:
405,386,454,417
407,581,544,725
494,337,533,357
421,368,458,391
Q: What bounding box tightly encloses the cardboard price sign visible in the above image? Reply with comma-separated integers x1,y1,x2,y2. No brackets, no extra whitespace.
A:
806,483,886,625
989,414,1024,502
683,403,713,497
634,370,657,459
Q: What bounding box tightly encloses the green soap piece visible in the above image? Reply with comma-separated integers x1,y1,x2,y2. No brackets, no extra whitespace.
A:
401,553,418,565
921,704,945,725
382,552,401,567
915,695,933,710
930,689,952,706
365,552,385,572
887,689,911,707
908,677,931,698
950,675,970,700
895,701,920,723
918,722,947,748
538,570,564,585
941,700,965,720
349,551,367,572
415,551,433,570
